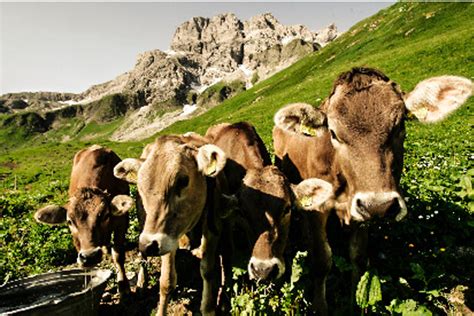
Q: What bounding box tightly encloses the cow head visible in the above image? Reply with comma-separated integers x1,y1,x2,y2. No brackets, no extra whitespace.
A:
34,188,133,267
241,166,333,281
275,67,472,222
114,136,227,257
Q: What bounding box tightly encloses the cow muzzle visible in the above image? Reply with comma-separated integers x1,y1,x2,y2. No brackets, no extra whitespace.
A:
77,247,103,267
350,191,407,222
248,257,285,281
139,232,178,257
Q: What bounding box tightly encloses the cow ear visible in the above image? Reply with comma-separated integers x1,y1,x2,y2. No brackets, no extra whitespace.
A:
274,103,327,137
195,144,227,177
291,178,333,212
114,158,142,184
404,76,472,123
34,205,67,225
111,195,134,216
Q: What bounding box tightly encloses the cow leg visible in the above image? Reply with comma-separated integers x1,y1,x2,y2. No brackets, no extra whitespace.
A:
157,250,177,316
200,232,220,316
136,252,148,295
112,244,130,298
349,223,369,311
112,220,130,298
217,221,233,313
136,197,148,295
310,213,331,316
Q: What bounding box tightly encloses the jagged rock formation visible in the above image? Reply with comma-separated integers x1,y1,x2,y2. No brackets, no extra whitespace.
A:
83,12,339,107
1,12,339,141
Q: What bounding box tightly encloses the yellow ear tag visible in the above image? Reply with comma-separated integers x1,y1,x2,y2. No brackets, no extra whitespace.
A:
127,171,137,183
205,158,217,175
413,107,428,121
299,195,313,208
299,124,318,136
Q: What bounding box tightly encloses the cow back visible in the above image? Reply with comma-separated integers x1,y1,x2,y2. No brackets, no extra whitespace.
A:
70,146,129,197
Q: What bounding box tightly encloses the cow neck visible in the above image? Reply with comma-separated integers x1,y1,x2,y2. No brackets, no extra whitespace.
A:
204,177,219,235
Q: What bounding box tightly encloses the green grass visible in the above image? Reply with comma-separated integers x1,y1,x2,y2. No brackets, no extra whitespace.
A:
0,2,473,314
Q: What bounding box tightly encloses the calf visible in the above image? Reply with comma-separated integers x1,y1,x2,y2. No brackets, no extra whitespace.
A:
35,145,134,296
273,67,472,314
113,134,235,315
206,122,333,281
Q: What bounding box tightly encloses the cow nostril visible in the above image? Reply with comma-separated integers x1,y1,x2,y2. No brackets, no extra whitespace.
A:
144,240,160,256
386,198,400,218
79,252,87,262
356,198,363,208
250,262,256,273
269,264,279,279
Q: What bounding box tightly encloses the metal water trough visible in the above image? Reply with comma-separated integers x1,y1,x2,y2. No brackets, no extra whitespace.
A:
0,269,112,316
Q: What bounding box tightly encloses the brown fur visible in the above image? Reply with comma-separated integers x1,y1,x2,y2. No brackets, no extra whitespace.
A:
132,134,232,315
35,145,131,295
206,122,291,280
273,68,410,314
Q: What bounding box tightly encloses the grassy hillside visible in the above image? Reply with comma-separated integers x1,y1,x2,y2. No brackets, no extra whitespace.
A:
1,2,473,314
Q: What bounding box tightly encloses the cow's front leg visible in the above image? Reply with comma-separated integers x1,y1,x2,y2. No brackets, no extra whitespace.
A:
136,196,148,296
200,233,220,316
112,220,131,298
349,223,369,311
157,250,177,316
136,252,148,295
310,213,331,316
112,244,130,298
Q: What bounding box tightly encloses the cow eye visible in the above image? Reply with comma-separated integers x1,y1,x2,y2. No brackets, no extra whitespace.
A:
175,175,189,196
329,129,343,143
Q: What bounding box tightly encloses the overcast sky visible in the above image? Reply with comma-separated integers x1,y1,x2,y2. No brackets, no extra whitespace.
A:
0,2,393,94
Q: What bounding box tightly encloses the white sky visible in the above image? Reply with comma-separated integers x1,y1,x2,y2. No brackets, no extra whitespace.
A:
0,2,393,94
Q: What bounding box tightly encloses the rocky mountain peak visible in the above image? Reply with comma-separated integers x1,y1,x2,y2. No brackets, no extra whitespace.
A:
1,12,340,141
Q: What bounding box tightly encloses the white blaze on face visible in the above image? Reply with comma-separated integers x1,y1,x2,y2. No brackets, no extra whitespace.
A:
248,256,285,280
350,191,407,222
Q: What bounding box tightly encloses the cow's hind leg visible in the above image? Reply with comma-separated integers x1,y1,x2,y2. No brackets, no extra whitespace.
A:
157,251,177,316
349,223,369,313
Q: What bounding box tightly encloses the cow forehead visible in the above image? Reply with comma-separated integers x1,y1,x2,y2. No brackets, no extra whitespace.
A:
243,167,292,204
327,82,405,139
138,139,196,191
69,190,108,220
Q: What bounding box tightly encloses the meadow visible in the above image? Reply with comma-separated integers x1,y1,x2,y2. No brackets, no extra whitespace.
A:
1,2,473,314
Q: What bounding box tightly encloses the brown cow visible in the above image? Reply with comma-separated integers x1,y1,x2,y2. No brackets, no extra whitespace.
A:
34,145,134,296
206,122,334,281
273,67,472,314
113,134,235,316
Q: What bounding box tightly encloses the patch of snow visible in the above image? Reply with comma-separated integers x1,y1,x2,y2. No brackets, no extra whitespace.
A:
58,100,82,105
281,35,295,45
180,104,198,117
164,49,178,56
238,65,253,77
22,99,28,103
191,83,210,94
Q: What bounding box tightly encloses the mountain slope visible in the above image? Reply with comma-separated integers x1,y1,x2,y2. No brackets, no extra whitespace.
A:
0,13,339,142
159,2,473,145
